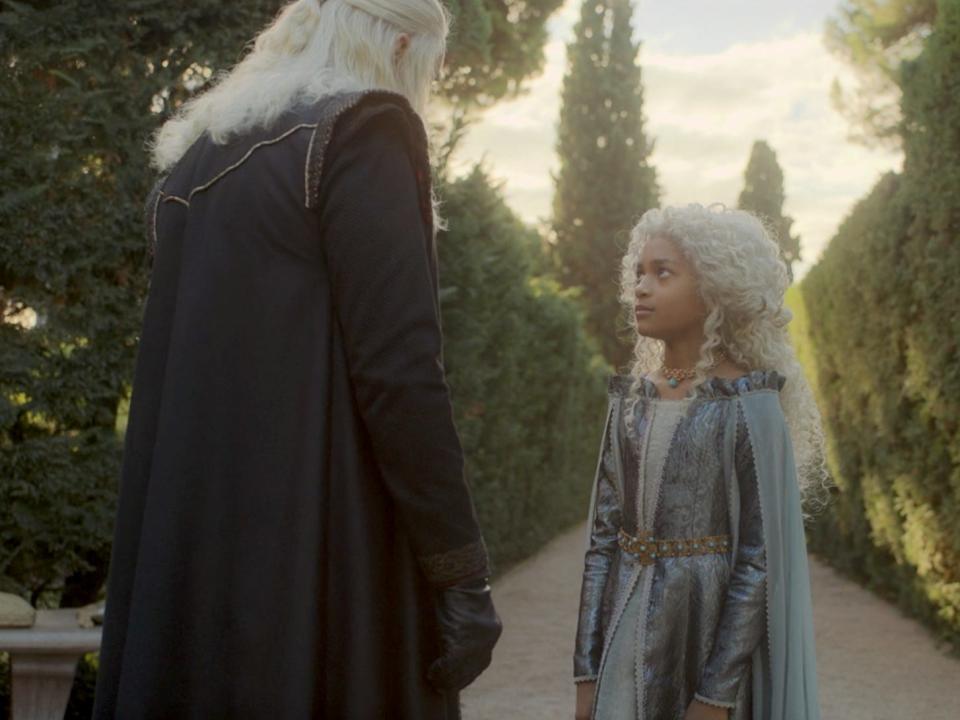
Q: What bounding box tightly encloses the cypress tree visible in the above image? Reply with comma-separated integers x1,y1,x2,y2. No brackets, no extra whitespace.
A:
552,0,659,370
738,140,801,282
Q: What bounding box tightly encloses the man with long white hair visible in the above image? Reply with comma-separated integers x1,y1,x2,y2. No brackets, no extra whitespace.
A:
92,1,501,717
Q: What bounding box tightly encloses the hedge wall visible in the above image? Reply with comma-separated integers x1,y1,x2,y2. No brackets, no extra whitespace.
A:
0,0,283,610
436,166,608,571
801,0,960,653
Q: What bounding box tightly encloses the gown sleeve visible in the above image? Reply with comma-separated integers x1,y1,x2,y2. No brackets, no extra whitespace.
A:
315,105,489,588
573,393,622,682
695,397,769,708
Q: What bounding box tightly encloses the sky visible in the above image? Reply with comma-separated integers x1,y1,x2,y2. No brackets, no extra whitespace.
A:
443,0,903,281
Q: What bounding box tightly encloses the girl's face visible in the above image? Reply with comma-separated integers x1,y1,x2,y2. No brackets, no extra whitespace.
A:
633,234,708,341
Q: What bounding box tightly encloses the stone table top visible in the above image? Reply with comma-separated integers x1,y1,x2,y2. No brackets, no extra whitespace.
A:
0,609,102,654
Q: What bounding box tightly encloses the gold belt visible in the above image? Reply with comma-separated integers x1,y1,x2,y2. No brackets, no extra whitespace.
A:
617,529,731,565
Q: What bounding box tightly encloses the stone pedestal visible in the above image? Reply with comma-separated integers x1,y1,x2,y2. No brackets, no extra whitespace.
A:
0,609,102,720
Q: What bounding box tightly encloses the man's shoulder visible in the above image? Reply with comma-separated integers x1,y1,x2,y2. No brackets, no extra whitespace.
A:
302,89,431,210
295,89,424,138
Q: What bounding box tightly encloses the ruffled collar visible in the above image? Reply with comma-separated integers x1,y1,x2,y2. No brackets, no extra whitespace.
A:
608,369,785,400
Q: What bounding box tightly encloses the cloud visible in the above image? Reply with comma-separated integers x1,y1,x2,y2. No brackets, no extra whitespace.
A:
449,11,902,280
640,33,902,275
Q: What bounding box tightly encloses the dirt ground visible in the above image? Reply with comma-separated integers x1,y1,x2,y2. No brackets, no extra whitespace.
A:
460,523,960,719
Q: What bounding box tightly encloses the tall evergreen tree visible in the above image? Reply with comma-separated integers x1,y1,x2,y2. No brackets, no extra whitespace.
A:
738,140,801,282
551,0,659,370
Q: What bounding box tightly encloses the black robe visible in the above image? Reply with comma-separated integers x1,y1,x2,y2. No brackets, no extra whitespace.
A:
92,89,491,720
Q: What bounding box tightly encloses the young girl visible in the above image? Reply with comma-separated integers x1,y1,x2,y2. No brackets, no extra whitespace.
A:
573,204,828,720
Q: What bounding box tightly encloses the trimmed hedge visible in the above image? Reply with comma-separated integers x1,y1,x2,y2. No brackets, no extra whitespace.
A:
801,0,960,653
0,0,287,609
436,166,608,571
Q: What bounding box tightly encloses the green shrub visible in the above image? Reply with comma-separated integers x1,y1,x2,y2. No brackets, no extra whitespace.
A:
800,0,960,652
437,166,609,571
0,0,282,609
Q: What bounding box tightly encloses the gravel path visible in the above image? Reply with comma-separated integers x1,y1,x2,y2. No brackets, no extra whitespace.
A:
461,523,960,719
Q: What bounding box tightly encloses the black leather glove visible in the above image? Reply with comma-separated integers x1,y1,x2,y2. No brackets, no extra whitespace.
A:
427,577,503,692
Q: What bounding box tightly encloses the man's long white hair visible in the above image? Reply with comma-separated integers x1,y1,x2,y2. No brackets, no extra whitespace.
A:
619,203,831,515
150,0,450,173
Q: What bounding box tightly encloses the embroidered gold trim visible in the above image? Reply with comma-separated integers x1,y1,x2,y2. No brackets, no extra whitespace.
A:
418,539,490,587
160,192,189,208
617,530,731,565
186,122,317,203
303,120,322,208
150,185,162,254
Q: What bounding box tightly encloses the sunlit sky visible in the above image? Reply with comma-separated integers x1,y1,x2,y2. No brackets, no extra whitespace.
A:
443,0,903,281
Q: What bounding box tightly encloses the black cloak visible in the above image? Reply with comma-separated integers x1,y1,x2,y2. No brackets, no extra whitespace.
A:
92,89,491,720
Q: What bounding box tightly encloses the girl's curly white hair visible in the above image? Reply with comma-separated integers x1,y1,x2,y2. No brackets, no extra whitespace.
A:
619,203,831,514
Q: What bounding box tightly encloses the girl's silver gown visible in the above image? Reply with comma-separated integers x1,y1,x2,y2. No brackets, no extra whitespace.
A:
574,370,821,720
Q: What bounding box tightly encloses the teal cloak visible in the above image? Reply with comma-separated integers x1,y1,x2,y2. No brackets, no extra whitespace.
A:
739,389,821,720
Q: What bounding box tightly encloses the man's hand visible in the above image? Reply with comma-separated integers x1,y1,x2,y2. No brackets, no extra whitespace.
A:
575,680,596,720
684,698,730,720
427,577,502,692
